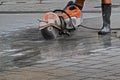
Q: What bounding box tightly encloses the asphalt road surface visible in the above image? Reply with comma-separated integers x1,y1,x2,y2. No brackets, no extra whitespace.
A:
0,13,119,71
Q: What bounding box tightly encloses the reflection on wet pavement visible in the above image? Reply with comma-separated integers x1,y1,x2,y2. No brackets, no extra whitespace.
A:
0,18,120,72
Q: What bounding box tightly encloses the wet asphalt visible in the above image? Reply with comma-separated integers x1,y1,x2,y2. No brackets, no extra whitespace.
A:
0,0,120,80
0,13,120,71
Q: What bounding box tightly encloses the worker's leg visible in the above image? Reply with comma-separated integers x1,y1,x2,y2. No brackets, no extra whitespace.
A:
98,0,112,35
64,0,85,10
74,0,85,10
102,0,111,4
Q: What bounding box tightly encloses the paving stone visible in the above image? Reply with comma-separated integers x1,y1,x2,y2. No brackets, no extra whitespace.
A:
0,74,6,80
106,68,120,74
106,60,120,65
20,67,56,72
86,55,111,60
102,56,120,62
74,72,93,77
102,75,120,80
113,64,120,69
45,60,68,65
49,79,61,80
81,77,104,80
32,63,53,68
110,72,120,77
61,58,84,63
79,68,107,74
44,69,77,77
73,63,93,68
72,55,90,59
106,52,120,56
88,63,110,69
59,66,84,71
56,75,85,80
51,62,78,68
78,60,106,65
101,65,120,71
3,70,56,80
86,72,114,78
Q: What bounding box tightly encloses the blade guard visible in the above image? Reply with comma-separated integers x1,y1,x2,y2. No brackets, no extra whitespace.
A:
39,12,61,30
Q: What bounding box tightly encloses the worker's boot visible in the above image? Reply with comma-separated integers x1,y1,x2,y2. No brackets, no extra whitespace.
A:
98,4,111,35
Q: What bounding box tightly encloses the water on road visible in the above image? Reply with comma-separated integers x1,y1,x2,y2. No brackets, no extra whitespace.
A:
0,13,120,71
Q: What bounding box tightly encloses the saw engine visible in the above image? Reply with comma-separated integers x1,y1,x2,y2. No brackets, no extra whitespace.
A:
39,5,83,39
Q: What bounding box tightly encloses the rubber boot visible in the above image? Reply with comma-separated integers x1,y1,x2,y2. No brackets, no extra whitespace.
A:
98,4,111,35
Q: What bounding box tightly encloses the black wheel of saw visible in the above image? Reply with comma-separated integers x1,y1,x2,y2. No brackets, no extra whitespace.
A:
41,26,59,40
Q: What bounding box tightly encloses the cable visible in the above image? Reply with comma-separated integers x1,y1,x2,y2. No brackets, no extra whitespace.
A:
79,24,99,30
111,28,120,30
53,9,120,31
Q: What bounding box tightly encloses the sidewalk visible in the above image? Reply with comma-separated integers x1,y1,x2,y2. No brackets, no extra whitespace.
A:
0,0,68,12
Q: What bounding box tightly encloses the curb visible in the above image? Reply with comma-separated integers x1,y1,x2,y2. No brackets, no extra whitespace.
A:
0,1,40,5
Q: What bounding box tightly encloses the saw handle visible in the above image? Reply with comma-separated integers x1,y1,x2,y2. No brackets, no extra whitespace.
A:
53,9,75,29
53,9,71,19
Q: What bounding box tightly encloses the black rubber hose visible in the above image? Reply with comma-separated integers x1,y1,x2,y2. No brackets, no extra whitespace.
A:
53,10,120,31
